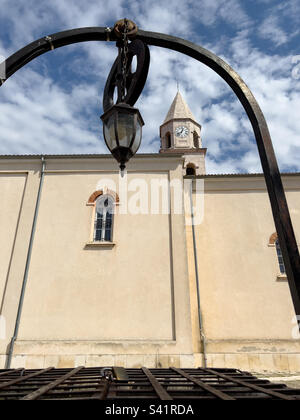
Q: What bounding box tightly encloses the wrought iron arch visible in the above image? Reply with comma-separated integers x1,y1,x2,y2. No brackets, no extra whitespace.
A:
1,26,299,317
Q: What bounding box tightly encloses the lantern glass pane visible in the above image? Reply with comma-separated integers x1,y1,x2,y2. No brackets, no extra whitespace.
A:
131,119,142,154
104,115,117,150
116,112,134,147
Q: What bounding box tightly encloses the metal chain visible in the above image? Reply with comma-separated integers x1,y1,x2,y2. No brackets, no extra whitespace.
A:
120,19,129,101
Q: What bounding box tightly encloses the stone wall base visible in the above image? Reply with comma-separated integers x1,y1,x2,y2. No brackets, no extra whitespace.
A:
1,352,300,373
205,353,300,374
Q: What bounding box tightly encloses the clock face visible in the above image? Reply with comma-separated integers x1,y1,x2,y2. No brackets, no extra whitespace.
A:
175,126,189,138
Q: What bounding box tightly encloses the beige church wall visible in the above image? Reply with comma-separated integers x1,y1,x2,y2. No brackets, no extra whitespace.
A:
0,173,27,303
17,171,174,341
0,155,194,368
2,155,299,372
186,175,300,372
0,160,43,365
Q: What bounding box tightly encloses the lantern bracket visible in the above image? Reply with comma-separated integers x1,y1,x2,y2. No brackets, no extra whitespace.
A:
44,36,55,51
102,38,150,113
104,27,112,41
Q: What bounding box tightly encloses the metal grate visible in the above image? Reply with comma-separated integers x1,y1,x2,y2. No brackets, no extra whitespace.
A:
0,366,299,400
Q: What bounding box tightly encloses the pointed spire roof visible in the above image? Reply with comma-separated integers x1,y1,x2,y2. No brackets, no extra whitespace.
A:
163,91,196,123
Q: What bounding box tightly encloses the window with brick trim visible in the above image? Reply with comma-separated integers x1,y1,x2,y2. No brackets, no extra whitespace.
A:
269,233,286,275
275,239,286,275
94,195,114,242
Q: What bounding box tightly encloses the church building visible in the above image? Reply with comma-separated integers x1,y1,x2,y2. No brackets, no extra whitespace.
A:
0,92,299,373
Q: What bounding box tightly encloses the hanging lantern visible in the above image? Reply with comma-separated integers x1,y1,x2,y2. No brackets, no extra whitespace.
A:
101,102,144,172
100,19,149,174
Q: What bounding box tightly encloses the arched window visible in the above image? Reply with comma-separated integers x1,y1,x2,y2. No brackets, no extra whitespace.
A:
269,233,286,275
275,239,286,274
165,132,171,148
94,195,114,242
186,163,196,176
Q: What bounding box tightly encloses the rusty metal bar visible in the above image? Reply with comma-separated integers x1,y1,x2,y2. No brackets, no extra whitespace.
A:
21,366,84,400
171,367,235,400
203,368,295,400
0,367,299,399
3,28,112,82
0,368,23,377
141,367,173,400
0,367,53,390
92,378,111,400
113,366,129,380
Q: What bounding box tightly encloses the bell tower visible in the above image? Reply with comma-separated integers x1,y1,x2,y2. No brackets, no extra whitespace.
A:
160,91,206,175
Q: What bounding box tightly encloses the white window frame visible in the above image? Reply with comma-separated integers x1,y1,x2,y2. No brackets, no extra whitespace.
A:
94,195,114,242
275,239,286,275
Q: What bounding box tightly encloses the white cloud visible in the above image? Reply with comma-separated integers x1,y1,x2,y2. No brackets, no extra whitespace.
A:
189,0,251,29
0,0,299,175
128,0,193,35
0,68,105,154
258,15,288,46
227,38,300,172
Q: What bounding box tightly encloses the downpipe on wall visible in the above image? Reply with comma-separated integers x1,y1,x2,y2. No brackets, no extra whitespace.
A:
5,157,46,368
189,177,207,368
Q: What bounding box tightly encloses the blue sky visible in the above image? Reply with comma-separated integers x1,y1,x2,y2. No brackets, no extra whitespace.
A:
0,0,299,173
